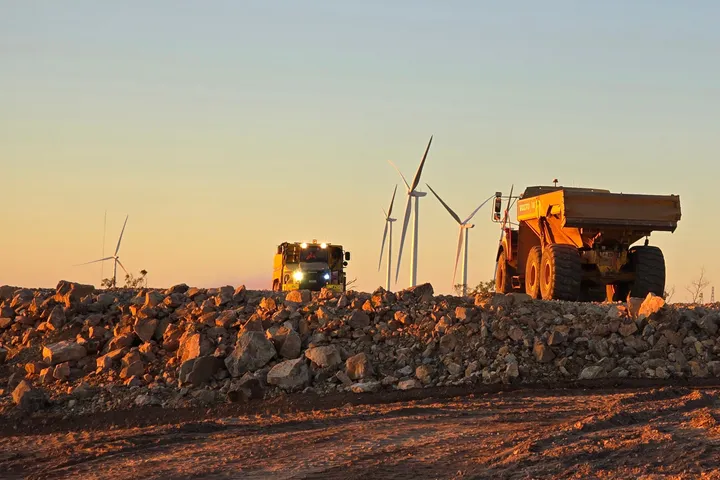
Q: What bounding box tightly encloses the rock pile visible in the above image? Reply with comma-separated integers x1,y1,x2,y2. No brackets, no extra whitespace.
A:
1,280,719,415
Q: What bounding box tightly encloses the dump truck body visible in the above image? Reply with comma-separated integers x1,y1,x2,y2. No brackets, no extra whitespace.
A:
272,241,351,293
495,185,681,302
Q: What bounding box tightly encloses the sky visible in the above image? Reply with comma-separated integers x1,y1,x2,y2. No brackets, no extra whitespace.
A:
1,1,719,301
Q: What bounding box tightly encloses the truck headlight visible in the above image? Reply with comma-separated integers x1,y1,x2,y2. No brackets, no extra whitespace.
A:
323,273,330,280
293,271,304,281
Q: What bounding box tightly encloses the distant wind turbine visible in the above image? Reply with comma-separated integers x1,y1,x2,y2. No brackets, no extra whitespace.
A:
77,214,129,287
378,185,398,291
427,185,496,296
389,135,433,287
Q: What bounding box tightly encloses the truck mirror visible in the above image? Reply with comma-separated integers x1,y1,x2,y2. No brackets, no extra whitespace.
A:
493,194,503,222
345,252,351,261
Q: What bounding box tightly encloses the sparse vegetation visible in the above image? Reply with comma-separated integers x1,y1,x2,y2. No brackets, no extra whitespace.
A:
686,267,710,304
454,279,495,297
101,269,148,289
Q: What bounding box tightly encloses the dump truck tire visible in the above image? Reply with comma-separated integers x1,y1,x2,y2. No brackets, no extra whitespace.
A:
495,251,513,294
629,246,665,298
525,246,542,299
540,244,582,301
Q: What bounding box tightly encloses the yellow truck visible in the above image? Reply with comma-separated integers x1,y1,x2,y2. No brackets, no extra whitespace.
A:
272,240,351,292
493,185,681,302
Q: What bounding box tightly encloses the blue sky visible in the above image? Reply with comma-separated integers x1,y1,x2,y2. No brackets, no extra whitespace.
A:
2,1,719,300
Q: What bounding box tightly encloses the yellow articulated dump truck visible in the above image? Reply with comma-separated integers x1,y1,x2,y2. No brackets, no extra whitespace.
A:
493,184,681,302
272,240,351,293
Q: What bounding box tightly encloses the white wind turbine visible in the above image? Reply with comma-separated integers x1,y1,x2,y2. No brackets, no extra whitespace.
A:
76,214,130,287
426,185,497,296
389,135,433,287
378,185,398,291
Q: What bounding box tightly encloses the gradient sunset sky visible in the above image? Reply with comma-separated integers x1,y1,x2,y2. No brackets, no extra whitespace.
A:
2,1,718,300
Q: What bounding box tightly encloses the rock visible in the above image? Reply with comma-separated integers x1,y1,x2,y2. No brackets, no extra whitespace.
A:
639,293,665,318
698,315,719,336
55,281,94,307
401,283,434,302
350,381,381,393
12,380,48,412
47,305,66,330
145,291,165,308
135,394,161,407
286,290,311,304
267,358,309,389
506,362,520,378
134,317,159,343
398,379,422,390
168,283,189,294
579,366,607,380
335,370,353,386
627,297,644,318
259,297,277,311
305,345,342,368
52,362,71,381
179,356,223,386
0,347,7,364
279,329,302,359
348,310,371,329
533,342,555,363
191,389,217,405
415,365,434,384
43,341,87,365
619,321,639,337
120,361,145,379
548,330,566,346
178,332,210,364
225,331,277,377
346,352,374,380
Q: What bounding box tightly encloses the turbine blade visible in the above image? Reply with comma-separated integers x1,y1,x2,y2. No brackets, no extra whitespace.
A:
116,258,129,276
387,184,398,217
426,183,461,224
453,227,463,287
114,214,129,256
409,135,433,192
395,193,413,282
378,220,390,271
461,194,496,225
74,257,114,266
388,161,411,191
382,207,388,218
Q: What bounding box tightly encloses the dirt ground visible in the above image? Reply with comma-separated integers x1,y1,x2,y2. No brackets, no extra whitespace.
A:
3,383,720,479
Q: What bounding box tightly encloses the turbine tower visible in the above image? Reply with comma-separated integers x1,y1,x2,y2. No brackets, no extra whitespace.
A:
378,185,398,291
427,185,496,296
390,135,433,287
77,215,130,287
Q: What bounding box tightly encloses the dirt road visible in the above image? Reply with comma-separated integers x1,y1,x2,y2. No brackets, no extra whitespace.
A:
2,385,720,479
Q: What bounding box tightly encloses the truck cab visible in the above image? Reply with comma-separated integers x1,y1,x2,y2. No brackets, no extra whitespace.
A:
272,240,351,292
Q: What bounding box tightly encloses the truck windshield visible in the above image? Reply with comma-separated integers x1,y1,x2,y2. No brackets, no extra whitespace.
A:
300,246,328,263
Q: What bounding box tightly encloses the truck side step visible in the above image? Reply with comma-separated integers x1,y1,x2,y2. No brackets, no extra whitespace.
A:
511,276,523,289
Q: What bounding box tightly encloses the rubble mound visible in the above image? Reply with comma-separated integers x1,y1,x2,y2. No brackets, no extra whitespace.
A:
1,280,719,416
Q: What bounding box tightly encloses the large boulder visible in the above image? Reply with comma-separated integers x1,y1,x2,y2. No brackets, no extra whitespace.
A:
134,316,159,343
12,380,48,412
286,290,311,304
639,293,666,318
346,352,374,380
179,356,223,386
305,345,342,368
55,280,94,307
46,305,66,330
225,331,276,377
267,358,309,389
177,332,211,364
348,311,370,329
43,341,87,365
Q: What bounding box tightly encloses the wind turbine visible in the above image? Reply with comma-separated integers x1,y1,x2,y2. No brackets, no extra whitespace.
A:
77,215,129,287
378,185,398,291
389,135,433,287
426,185,497,296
